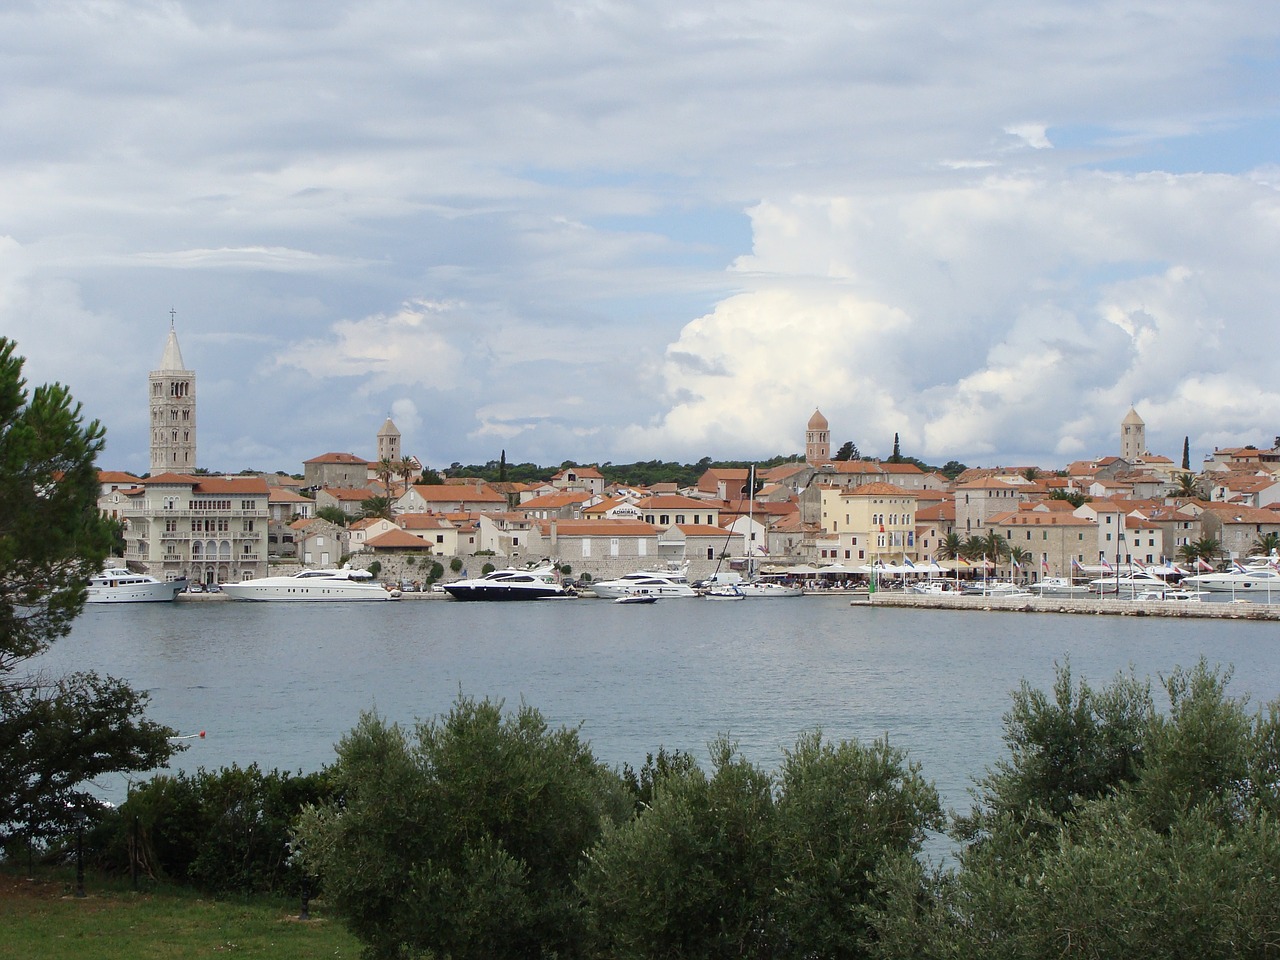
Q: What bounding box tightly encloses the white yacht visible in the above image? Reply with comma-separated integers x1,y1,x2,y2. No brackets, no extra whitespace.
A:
699,572,804,599
442,566,571,601
591,567,698,599
221,568,399,601
86,568,187,604
1028,577,1090,597
1087,568,1170,594
1182,559,1280,597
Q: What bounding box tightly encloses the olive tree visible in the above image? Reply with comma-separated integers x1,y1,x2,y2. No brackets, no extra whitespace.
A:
293,696,630,960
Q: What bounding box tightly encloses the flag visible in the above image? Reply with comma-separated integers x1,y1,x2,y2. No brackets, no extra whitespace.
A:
1232,560,1247,574
1072,558,1083,571
902,556,916,569
1042,559,1050,572
1196,558,1214,572
930,559,942,572
1100,558,1113,572
1012,557,1021,569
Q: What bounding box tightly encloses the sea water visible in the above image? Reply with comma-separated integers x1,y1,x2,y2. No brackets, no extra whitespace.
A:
44,596,1280,819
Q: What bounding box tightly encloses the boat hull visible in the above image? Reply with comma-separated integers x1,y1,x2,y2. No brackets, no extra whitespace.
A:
442,585,567,601
86,580,187,603
220,585,396,601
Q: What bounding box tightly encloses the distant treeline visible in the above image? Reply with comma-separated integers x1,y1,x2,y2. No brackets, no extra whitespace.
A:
443,452,967,487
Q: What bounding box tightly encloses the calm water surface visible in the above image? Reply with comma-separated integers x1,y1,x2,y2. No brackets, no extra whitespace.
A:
47,597,1280,816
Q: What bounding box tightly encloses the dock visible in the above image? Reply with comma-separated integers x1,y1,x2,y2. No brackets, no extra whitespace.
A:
848,592,1280,620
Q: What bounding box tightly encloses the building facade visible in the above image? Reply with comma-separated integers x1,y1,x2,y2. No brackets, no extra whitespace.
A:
123,474,269,584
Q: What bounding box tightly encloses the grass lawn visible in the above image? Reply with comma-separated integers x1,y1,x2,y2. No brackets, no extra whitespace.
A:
0,869,363,959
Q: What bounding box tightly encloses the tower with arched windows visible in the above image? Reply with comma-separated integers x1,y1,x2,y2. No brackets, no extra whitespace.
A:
149,314,197,475
806,408,830,466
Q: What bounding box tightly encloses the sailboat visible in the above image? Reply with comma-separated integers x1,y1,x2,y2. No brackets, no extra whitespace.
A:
701,466,804,599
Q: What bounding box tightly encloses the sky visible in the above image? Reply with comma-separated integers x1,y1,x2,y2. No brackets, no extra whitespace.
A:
3,0,1279,476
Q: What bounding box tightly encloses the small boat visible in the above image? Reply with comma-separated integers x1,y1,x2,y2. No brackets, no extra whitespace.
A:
911,580,956,595
86,568,187,604
706,586,747,601
613,594,657,605
1129,588,1204,602
1028,577,1089,597
442,566,571,601
221,567,399,601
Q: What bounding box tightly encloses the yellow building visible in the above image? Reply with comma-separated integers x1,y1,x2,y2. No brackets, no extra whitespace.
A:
820,481,919,565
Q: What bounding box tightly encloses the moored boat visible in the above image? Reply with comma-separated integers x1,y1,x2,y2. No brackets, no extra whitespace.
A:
442,566,571,601
591,566,698,599
221,567,399,601
86,568,187,604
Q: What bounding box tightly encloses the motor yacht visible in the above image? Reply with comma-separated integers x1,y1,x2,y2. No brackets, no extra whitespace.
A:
590,567,698,599
1182,561,1280,597
221,567,399,601
442,566,571,601
1027,577,1090,597
86,568,187,603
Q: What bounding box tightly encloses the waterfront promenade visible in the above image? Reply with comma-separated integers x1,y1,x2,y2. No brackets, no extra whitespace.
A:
850,591,1280,620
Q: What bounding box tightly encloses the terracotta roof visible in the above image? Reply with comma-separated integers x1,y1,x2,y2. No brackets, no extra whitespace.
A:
839,482,914,497
304,452,369,465
398,513,455,530
636,494,711,509
367,528,435,549
408,484,506,502
143,472,200,485
553,466,603,479
99,470,141,483
320,486,374,502
193,477,270,494
534,520,660,536
268,487,314,503
518,491,592,510
671,523,730,537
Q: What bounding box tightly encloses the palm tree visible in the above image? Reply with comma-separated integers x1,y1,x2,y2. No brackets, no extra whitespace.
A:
394,458,417,500
1008,546,1033,580
1173,473,1201,499
1249,532,1280,557
960,535,987,562
1178,537,1221,568
361,495,392,520
935,533,963,561
374,458,395,499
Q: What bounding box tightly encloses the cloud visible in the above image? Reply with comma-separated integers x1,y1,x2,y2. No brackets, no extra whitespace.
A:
631,169,1280,465
278,299,468,392
3,1,1279,472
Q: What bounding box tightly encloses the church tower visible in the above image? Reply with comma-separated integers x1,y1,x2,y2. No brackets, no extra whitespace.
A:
377,417,401,462
1121,407,1146,461
805,408,830,466
149,314,196,475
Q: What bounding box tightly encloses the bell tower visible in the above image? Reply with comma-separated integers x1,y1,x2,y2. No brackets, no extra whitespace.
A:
149,311,197,475
806,408,830,466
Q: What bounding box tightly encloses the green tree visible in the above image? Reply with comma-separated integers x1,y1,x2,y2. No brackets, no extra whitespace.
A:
360,495,391,519
582,732,941,958
1174,472,1201,498
373,457,394,497
890,432,902,463
1178,536,1221,567
1049,489,1089,507
394,457,417,499
1182,435,1191,470
293,697,630,960
315,505,348,526
873,660,1280,960
499,449,508,481
0,338,176,846
833,440,860,461
935,532,964,561
1249,531,1280,557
